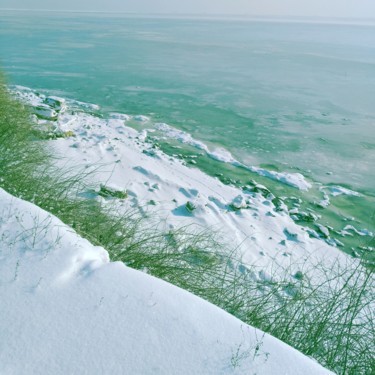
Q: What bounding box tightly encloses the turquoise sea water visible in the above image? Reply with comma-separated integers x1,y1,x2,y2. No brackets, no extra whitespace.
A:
1,11,374,260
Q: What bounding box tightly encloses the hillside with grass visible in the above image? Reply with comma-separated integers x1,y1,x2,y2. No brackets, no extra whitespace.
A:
0,74,374,374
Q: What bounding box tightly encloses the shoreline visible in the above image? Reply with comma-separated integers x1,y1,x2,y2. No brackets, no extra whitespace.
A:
10,84,364,274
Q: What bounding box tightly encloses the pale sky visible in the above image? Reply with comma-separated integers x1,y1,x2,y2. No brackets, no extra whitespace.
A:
1,0,375,19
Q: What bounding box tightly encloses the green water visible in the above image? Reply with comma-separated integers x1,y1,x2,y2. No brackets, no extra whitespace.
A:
1,11,374,261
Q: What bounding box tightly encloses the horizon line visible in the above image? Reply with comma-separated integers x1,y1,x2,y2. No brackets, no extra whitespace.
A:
1,8,375,25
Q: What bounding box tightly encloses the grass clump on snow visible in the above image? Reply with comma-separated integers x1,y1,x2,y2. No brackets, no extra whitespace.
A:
0,74,374,374
213,260,374,375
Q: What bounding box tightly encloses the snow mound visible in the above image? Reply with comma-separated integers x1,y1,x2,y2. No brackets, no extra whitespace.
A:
0,188,331,374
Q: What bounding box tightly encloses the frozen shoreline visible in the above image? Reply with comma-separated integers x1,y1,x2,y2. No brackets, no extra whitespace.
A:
154,122,312,190
10,85,356,277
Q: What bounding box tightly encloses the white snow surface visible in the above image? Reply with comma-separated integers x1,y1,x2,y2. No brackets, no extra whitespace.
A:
55,112,345,269
0,188,332,375
9,86,351,274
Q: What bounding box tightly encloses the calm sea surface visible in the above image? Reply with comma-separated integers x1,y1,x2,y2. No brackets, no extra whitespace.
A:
1,11,374,258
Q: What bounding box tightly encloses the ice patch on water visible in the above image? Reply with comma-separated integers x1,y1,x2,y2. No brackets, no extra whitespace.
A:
246,166,311,191
327,186,361,197
343,225,373,237
155,123,209,152
316,191,331,208
155,123,312,190
134,115,150,122
71,99,100,111
209,148,236,163
316,186,361,207
109,113,132,121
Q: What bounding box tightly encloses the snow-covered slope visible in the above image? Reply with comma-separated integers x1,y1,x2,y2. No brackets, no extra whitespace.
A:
0,187,332,374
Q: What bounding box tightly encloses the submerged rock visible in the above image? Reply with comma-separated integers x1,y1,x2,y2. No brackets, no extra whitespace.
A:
185,201,196,213
316,224,330,238
34,105,58,120
306,228,320,239
230,195,250,210
272,197,288,213
44,96,66,111
245,182,273,199
291,211,319,223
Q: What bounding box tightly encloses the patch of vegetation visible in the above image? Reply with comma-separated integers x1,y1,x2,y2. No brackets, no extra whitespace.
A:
185,201,196,213
98,184,128,199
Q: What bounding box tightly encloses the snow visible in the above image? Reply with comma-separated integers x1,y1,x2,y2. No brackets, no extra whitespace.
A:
9,86,350,276
327,186,362,197
109,112,132,121
0,188,333,374
343,225,373,237
134,114,150,122
316,185,362,207
5,82,368,375
154,122,312,190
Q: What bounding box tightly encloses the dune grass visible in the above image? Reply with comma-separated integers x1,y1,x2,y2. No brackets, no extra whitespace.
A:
1,75,374,374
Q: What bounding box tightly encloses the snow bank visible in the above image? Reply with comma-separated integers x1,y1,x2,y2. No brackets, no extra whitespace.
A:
0,188,332,374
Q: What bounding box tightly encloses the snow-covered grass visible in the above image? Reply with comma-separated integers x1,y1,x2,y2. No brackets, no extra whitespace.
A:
1,75,374,374
225,261,374,374
0,187,333,375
